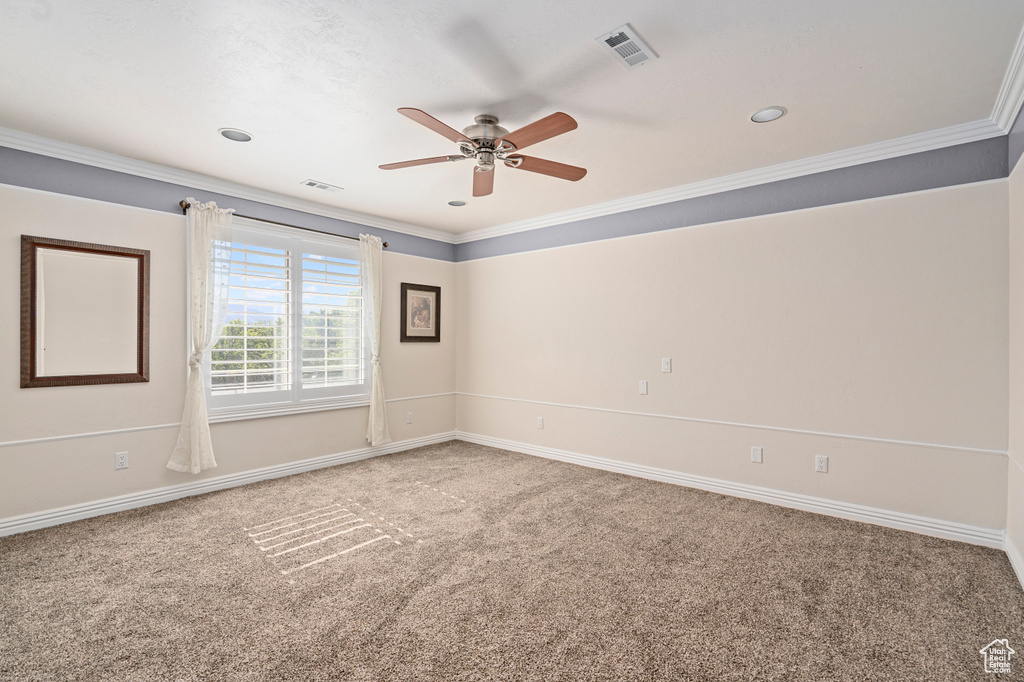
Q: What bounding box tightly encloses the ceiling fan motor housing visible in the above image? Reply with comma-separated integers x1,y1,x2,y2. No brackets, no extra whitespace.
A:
462,115,512,171
462,115,509,146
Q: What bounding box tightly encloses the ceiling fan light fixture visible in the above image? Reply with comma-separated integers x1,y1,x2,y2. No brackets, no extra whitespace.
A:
219,127,253,142
751,107,787,123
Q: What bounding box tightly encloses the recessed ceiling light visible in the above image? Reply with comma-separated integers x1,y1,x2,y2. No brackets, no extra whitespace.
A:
219,128,252,142
751,107,787,123
448,200,467,207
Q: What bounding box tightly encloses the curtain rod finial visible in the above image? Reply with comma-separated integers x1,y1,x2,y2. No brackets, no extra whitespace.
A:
179,200,190,215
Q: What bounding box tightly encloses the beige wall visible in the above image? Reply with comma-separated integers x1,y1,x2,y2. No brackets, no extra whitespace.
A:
0,185,455,519
1008,162,1024,556
456,181,1010,529
2,175,1017,541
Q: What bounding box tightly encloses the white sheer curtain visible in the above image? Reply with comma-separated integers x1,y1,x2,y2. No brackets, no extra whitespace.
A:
360,234,391,446
168,198,234,473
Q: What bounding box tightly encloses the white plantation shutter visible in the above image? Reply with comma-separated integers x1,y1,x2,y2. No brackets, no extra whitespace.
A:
211,241,292,398
206,219,368,414
301,251,365,392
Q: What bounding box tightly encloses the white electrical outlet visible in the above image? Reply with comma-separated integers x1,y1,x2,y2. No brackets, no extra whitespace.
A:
751,446,763,463
406,412,413,424
115,452,128,470
661,358,672,373
639,380,648,395
815,455,828,473
537,417,544,429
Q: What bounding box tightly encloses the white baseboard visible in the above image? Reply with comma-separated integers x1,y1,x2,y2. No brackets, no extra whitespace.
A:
1007,537,1024,594
455,431,1006,549
0,432,456,538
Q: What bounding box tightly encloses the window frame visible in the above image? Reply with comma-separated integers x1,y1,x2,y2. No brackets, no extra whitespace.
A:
203,217,370,423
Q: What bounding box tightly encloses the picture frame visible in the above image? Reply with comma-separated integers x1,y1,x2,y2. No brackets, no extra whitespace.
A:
21,235,150,388
400,282,440,342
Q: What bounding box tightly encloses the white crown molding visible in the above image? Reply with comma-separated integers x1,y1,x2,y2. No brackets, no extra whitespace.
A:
992,22,1024,132
0,431,456,538
453,118,1005,244
0,112,1009,249
0,126,458,244
455,431,1005,549
1007,536,1024,594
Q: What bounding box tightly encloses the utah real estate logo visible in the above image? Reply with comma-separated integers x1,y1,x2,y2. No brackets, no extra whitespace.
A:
980,639,1015,674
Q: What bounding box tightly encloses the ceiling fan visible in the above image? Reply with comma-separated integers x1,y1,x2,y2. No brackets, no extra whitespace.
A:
379,108,587,197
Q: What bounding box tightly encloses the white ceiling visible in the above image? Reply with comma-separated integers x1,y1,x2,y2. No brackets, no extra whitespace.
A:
2,0,1024,237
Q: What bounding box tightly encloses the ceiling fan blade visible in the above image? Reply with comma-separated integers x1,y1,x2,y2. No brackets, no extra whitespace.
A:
398,108,473,144
498,112,578,151
379,156,464,170
473,168,494,197
506,155,587,181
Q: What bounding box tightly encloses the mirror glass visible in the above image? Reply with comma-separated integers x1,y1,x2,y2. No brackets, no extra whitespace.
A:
21,236,149,388
37,248,140,376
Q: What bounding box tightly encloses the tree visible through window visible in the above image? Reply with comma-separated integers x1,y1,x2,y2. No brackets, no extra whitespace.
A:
212,318,285,392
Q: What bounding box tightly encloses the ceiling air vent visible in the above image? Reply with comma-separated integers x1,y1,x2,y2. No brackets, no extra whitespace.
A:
596,24,658,69
301,179,343,192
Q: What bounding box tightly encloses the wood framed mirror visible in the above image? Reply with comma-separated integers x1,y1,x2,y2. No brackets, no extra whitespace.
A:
21,235,150,388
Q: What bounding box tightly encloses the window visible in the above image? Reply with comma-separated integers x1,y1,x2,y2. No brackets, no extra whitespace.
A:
205,219,368,419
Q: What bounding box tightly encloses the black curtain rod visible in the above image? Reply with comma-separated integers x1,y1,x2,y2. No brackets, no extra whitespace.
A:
178,200,388,248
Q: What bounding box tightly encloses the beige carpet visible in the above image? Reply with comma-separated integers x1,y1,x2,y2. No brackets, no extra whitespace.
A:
1,440,1022,681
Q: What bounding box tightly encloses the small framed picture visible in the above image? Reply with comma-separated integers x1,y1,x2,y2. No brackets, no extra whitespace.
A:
400,283,440,342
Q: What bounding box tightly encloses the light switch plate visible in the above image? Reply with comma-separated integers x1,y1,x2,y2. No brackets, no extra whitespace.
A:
751,446,763,463
639,380,648,395
661,358,672,373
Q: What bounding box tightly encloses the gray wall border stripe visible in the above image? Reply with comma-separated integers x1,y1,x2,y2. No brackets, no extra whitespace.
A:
456,136,1009,261
1010,102,1024,174
1,135,1012,263
0,146,457,262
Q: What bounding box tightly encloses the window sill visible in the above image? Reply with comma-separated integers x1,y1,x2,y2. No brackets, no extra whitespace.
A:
208,395,370,424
